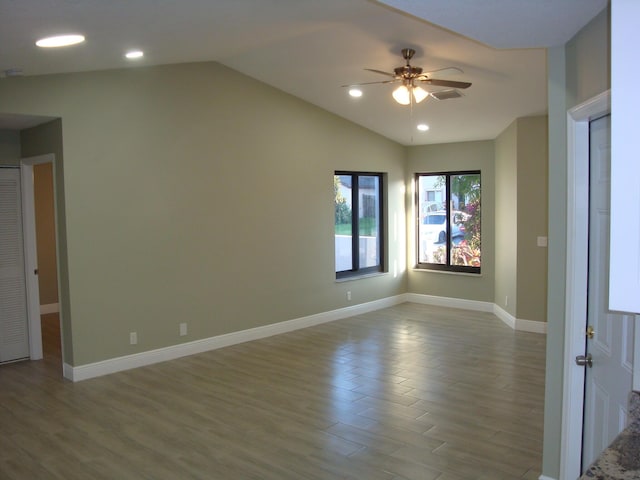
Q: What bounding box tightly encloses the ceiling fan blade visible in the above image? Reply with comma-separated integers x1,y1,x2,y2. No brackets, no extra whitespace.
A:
341,79,399,87
430,89,464,100
422,67,463,78
364,68,396,78
420,78,472,89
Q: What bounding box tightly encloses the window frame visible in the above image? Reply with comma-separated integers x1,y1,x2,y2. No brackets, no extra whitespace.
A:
335,171,385,280
415,170,481,274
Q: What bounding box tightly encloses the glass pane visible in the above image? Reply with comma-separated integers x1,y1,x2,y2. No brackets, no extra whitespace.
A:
417,175,446,264
450,173,481,267
334,175,352,271
358,175,380,268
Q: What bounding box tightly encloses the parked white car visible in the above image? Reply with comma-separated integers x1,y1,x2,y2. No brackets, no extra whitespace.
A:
421,211,467,244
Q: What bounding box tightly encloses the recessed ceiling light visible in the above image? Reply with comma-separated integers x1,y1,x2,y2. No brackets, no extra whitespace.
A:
348,88,363,98
125,50,144,59
36,34,85,48
417,124,430,132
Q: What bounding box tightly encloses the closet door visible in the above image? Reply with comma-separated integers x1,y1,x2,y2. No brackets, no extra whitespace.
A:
0,168,29,362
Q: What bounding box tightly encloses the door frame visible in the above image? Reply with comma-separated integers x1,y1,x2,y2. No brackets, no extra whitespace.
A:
20,153,57,361
560,90,610,480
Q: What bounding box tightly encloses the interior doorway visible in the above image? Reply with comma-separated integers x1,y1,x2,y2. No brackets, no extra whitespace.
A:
560,90,610,479
21,154,62,373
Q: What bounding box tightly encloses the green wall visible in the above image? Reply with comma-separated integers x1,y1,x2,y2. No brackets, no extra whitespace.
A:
0,130,20,165
406,140,495,302
566,7,611,107
0,62,406,366
516,116,548,323
495,121,518,316
542,5,610,479
493,116,549,322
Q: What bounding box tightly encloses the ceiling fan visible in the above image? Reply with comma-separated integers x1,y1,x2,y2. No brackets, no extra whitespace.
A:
344,48,471,105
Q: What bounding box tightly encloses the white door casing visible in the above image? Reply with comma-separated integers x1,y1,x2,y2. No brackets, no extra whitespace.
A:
0,168,30,363
581,115,634,469
560,90,609,480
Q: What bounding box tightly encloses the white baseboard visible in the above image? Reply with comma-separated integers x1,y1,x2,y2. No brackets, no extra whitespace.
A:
538,475,557,480
405,293,494,312
493,304,548,334
405,293,547,334
64,294,408,382
516,317,548,334
40,303,59,314
64,293,546,382
493,303,517,329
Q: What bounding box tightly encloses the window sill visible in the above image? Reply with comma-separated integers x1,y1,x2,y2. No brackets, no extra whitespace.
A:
335,271,389,283
411,268,482,278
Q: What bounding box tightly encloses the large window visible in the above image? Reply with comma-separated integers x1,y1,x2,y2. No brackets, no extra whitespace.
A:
334,172,384,279
416,171,481,274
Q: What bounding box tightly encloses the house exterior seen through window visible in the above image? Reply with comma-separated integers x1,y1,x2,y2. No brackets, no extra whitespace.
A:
416,171,481,274
334,172,384,279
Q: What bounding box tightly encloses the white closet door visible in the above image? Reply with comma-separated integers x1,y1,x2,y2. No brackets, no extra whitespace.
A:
0,168,30,362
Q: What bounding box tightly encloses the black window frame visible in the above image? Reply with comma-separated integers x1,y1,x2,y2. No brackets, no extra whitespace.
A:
415,170,481,274
335,171,385,279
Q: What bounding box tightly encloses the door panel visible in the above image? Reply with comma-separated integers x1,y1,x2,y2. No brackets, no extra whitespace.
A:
582,114,634,470
0,168,30,362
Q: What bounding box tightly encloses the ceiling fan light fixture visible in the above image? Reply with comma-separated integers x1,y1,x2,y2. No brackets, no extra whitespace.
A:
392,85,411,105
412,86,428,103
348,88,363,98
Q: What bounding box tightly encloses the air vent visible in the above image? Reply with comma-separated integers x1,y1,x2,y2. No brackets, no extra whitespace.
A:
431,89,463,100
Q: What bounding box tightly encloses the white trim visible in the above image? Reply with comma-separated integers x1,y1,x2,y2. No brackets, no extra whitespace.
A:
405,292,494,312
516,318,548,334
407,294,547,333
63,293,548,382
63,362,74,380
20,157,50,361
561,90,610,480
64,294,408,381
493,304,516,329
538,475,557,480
40,303,59,314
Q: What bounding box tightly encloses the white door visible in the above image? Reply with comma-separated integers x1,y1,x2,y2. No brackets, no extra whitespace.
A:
581,114,635,469
0,168,30,363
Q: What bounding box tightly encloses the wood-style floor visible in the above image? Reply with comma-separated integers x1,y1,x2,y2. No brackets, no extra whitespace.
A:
0,303,546,480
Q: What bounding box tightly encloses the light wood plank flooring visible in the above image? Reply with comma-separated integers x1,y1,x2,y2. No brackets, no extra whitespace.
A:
0,303,546,479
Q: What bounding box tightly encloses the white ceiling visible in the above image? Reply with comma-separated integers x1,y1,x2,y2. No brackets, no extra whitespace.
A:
0,0,607,145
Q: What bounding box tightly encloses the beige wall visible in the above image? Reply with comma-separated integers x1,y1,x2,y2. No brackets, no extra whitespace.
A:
1,60,550,373
2,62,406,366
495,116,548,322
566,6,610,107
406,140,495,302
0,130,20,165
516,116,548,322
494,121,518,316
33,162,59,306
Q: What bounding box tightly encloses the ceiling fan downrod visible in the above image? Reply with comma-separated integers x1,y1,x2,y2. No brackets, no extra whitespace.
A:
401,48,416,64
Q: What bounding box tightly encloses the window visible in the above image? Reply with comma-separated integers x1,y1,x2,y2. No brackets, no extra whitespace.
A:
416,171,481,274
334,172,384,278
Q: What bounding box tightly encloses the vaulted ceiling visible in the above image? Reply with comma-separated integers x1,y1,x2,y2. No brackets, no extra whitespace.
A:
0,0,607,145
